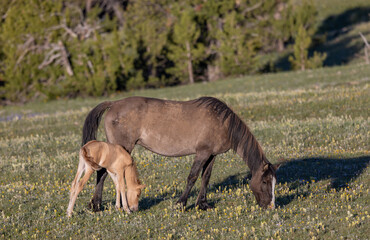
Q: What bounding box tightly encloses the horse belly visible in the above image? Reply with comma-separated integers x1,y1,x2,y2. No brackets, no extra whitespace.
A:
137,128,197,157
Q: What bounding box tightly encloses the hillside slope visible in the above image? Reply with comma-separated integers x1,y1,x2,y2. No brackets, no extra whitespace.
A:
0,63,369,239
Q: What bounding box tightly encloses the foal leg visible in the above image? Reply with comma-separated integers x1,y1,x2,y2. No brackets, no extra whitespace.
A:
117,173,131,214
67,166,94,217
67,159,85,217
91,132,135,212
108,173,121,210
196,155,216,210
89,168,108,212
176,150,211,208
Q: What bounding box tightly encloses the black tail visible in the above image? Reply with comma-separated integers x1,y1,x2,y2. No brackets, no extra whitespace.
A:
82,101,112,146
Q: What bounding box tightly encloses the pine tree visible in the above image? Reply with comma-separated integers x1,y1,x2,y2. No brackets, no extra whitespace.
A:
288,0,326,71
270,0,292,52
168,8,204,84
216,10,260,76
289,25,311,71
123,0,171,88
0,0,61,101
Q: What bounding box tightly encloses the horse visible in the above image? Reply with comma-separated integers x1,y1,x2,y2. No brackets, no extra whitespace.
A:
67,140,145,217
82,96,280,211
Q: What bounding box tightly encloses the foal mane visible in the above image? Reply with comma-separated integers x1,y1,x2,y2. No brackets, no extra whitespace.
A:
195,97,267,172
126,160,141,185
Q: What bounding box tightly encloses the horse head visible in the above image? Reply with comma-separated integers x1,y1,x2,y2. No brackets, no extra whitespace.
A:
126,184,145,212
250,163,280,209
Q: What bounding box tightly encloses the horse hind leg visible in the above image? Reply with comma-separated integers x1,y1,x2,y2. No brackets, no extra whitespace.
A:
67,163,94,217
67,152,87,216
196,155,216,210
89,168,108,212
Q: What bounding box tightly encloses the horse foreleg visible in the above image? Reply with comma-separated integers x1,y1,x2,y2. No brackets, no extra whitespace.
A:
176,151,211,208
195,155,216,210
89,168,108,212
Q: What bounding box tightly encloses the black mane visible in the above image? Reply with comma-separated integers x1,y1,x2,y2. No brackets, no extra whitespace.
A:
195,97,267,172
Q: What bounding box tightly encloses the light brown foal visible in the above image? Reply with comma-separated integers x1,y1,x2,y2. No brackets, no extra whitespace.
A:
67,140,145,217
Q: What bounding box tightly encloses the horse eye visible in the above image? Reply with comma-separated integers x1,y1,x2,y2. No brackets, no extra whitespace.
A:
262,181,267,184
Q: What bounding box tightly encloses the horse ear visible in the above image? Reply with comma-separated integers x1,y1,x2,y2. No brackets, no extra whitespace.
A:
263,163,269,171
273,163,281,171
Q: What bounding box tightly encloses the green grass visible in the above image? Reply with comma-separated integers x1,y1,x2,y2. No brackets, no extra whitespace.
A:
1,63,369,239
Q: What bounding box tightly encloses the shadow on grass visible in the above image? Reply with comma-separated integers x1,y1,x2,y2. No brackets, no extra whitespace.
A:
278,156,369,187
273,7,370,71
276,156,369,207
317,7,370,34
138,171,252,211
135,156,369,211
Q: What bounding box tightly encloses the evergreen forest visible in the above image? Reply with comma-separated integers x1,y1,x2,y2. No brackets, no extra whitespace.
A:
0,0,368,103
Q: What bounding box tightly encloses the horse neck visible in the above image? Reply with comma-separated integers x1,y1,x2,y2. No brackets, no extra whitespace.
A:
236,132,267,174
125,164,140,189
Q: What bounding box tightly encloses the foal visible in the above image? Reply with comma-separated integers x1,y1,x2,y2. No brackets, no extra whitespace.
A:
67,140,145,217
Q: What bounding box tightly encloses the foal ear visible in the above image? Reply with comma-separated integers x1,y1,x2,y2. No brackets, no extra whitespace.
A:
137,184,146,190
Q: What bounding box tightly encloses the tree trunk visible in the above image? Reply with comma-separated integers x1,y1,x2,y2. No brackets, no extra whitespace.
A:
359,32,370,64
86,0,93,13
300,45,306,71
277,39,284,52
185,41,194,84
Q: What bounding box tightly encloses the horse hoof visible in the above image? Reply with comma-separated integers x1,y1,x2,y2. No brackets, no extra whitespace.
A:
174,200,186,211
196,202,213,211
175,200,186,208
89,201,101,212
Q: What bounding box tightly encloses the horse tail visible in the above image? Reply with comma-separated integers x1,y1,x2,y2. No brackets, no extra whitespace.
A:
80,145,102,171
82,101,112,146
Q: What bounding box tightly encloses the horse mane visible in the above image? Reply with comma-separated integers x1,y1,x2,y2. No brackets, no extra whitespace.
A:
195,97,267,172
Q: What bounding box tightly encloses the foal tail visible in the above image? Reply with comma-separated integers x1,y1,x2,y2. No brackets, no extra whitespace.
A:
82,101,112,145
81,146,102,171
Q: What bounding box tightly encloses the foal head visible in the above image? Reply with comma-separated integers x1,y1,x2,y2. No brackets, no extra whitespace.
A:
125,162,145,212
250,163,280,209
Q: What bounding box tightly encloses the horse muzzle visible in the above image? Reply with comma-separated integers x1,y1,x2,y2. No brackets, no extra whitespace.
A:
129,205,139,212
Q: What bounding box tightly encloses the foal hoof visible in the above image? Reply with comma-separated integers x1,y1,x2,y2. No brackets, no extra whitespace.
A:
123,207,132,215
116,206,132,214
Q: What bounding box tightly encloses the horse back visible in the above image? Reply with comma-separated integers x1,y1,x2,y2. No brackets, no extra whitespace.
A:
104,97,231,156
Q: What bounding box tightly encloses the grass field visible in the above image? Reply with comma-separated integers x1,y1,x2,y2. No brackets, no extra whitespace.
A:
1,63,369,239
